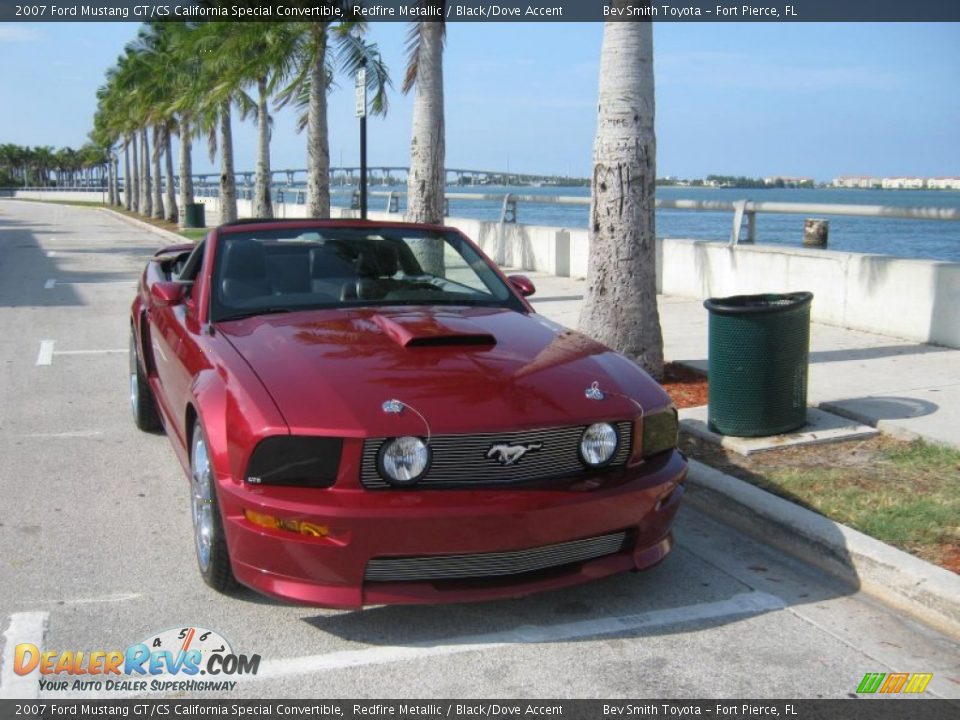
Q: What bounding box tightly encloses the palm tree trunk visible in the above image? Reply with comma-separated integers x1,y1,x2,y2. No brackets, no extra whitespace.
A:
577,18,663,379
123,139,132,210
255,77,273,218
219,102,238,224
113,153,121,206
405,21,446,273
152,125,164,219
306,51,330,218
163,124,177,224
140,127,152,217
178,117,195,229
107,152,117,206
130,133,140,213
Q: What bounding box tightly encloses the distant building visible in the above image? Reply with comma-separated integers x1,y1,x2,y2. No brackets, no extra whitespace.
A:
763,176,814,188
882,177,926,189
927,177,960,190
832,175,882,189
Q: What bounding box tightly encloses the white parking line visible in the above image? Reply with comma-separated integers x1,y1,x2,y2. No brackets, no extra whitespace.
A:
0,612,49,700
44,279,137,288
56,349,125,356
36,341,125,366
19,592,140,607
19,431,104,439
36,340,55,366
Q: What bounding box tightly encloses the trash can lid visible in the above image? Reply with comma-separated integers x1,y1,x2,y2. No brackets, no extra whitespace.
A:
704,291,813,316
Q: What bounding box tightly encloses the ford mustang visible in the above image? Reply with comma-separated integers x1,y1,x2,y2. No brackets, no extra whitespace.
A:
129,219,686,608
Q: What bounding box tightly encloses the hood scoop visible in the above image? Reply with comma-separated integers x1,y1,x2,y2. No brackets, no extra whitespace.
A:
373,312,496,349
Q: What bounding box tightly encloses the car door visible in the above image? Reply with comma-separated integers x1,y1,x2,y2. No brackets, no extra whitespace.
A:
150,242,207,448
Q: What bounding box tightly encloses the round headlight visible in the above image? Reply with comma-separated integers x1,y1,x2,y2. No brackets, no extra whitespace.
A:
378,436,430,485
580,423,619,466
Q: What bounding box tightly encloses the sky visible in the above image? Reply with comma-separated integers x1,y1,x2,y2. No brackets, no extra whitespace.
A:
0,21,958,182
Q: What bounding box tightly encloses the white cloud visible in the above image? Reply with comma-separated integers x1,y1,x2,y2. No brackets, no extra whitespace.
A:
0,27,41,43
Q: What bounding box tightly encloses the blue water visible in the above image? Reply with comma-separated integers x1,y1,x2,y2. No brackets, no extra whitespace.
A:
249,184,960,262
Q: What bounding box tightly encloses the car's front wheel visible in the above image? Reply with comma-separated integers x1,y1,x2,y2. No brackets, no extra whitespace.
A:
129,329,161,432
191,422,236,593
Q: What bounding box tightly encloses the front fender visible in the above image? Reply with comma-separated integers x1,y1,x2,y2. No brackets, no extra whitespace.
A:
189,339,289,488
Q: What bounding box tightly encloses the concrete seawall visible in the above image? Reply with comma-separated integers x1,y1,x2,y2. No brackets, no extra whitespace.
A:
10,190,960,349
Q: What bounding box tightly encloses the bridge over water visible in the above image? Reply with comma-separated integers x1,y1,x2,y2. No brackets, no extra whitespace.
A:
191,167,578,188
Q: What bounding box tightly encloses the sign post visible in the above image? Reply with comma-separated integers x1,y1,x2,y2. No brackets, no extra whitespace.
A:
355,63,367,220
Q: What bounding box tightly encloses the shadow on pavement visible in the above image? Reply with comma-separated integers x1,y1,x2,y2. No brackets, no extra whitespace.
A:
0,216,83,308
810,344,952,364
823,395,939,422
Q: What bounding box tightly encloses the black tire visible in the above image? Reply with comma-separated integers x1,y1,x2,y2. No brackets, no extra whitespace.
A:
190,422,237,593
129,329,161,432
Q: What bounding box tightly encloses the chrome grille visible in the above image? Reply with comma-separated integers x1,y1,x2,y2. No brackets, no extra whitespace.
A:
365,531,629,582
361,422,632,489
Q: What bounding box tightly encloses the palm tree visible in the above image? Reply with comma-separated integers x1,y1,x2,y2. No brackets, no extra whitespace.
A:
278,20,390,218
175,22,252,224
402,7,446,272
195,22,297,219
32,146,56,186
577,14,664,379
404,14,445,224
139,126,152,217
161,126,176,222
151,126,164,219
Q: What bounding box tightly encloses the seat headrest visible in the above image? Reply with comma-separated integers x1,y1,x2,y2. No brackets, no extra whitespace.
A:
222,240,266,281
358,243,400,277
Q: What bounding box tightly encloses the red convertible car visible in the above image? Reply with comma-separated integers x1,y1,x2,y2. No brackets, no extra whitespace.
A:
129,219,686,608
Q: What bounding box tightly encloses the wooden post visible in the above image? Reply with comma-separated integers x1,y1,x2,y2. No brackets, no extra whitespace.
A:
803,218,829,247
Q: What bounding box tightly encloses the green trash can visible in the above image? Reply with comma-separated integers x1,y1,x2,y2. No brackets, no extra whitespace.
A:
183,202,206,228
704,292,813,437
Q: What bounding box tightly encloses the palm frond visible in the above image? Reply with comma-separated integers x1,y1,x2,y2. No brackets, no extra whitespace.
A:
402,8,446,94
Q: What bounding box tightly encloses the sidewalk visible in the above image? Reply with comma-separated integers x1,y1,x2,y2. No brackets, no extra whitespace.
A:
524,271,960,449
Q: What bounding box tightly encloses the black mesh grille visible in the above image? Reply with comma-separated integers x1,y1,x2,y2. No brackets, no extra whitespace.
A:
361,422,632,489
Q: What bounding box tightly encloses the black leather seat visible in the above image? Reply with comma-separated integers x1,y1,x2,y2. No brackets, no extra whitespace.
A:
310,242,357,299
220,240,272,305
355,244,401,300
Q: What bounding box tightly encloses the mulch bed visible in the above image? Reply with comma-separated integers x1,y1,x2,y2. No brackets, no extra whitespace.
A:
661,362,708,408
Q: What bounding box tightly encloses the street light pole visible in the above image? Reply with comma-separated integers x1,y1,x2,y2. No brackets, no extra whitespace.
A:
356,60,368,220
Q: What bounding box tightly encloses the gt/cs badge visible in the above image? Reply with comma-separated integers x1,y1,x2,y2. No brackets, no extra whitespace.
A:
486,442,544,466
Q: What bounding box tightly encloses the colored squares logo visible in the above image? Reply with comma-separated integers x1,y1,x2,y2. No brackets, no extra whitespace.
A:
857,672,933,694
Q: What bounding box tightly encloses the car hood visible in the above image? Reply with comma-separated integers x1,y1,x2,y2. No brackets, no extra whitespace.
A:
217,306,672,436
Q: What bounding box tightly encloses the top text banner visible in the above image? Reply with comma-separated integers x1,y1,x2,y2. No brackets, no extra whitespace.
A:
3,0,960,22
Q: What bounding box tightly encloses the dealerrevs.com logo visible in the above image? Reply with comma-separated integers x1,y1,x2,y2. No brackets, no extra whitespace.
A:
14,626,260,693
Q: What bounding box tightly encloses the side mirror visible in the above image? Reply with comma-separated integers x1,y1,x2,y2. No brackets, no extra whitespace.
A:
150,281,187,307
507,274,536,298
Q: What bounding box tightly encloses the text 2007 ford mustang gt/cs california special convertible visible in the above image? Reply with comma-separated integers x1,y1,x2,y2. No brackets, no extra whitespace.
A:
129,219,686,608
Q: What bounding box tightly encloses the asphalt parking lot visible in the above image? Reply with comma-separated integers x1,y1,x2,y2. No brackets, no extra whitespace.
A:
1,199,958,700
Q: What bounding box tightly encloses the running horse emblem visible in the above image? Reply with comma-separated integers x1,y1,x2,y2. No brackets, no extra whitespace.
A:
485,442,544,466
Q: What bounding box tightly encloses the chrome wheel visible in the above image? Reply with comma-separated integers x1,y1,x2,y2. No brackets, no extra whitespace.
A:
129,329,160,432
191,429,214,573
129,338,139,420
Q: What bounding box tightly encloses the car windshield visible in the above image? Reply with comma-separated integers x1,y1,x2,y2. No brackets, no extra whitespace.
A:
210,226,522,322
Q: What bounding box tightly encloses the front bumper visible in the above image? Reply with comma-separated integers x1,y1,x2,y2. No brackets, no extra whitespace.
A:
217,450,687,608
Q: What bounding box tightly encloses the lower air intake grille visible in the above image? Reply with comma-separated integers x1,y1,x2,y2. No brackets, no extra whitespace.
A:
364,531,628,582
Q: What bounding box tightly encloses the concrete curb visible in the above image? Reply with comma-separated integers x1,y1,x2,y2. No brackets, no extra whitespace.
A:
684,458,960,640
98,207,192,246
